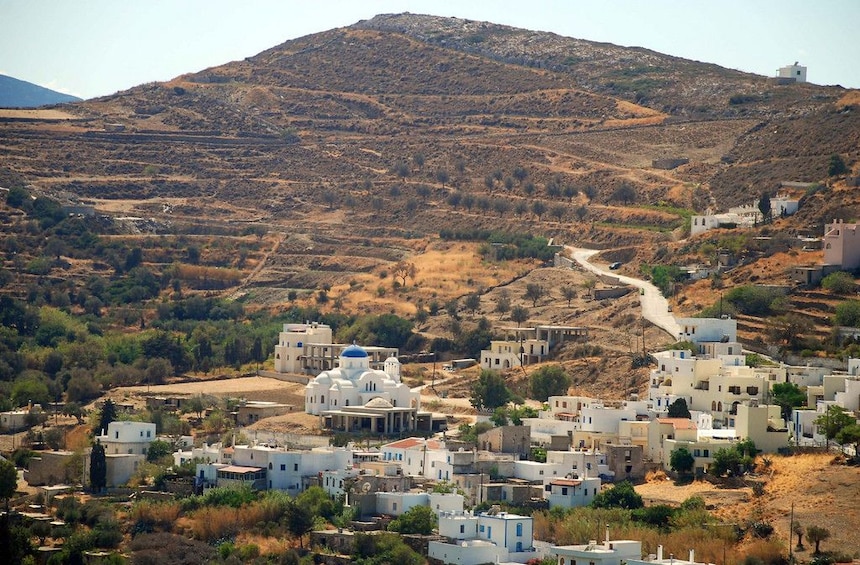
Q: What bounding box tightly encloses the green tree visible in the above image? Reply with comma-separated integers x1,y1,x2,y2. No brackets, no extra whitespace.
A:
388,504,436,535
5,185,29,207
611,182,637,204
296,486,339,520
0,457,17,514
470,370,512,411
435,169,449,188
561,286,577,307
524,283,545,307
530,365,571,402
495,291,511,319
95,399,117,434
792,520,804,550
146,440,174,463
251,336,264,369
806,525,830,554
186,395,205,419
828,153,847,176
710,447,742,477
591,481,643,509
510,305,529,327
90,440,107,493
285,499,314,548
11,376,50,407
63,401,85,424
835,299,860,327
464,293,481,315
531,200,546,221
670,447,695,477
814,405,854,446
771,382,806,421
353,532,423,565
835,423,860,458
769,313,812,349
757,192,771,223
667,398,692,419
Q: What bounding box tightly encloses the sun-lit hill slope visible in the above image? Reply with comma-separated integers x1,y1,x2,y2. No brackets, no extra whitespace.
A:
0,12,857,288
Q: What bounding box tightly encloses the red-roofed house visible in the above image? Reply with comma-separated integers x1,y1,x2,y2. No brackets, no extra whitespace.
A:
545,475,601,509
381,437,448,478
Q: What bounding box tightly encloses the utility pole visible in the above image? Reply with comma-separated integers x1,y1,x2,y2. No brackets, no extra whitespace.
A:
789,501,795,564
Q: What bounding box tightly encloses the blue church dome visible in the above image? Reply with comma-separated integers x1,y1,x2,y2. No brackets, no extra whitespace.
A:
341,344,369,358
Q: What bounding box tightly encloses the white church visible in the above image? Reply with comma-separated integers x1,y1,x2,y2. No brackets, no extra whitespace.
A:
305,344,421,434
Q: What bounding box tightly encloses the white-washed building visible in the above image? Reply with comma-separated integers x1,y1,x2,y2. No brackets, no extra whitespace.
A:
96,421,156,456
545,476,601,509
306,344,419,434
550,537,642,565
429,509,537,565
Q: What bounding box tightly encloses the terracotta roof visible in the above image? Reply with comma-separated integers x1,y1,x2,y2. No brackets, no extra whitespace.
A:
384,437,444,450
218,465,264,474
550,478,582,486
657,418,698,430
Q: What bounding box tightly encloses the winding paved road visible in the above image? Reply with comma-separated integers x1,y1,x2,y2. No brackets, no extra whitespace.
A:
566,247,682,339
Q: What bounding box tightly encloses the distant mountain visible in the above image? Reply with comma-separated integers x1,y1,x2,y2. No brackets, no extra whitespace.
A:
0,74,82,108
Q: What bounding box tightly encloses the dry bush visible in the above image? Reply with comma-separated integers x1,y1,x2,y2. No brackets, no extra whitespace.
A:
190,506,241,541
646,469,667,482
130,500,181,532
742,538,788,565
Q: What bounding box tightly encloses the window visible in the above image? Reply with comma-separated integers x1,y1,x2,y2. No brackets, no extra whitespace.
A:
269,463,273,470
393,503,397,511
294,463,298,471
460,525,465,534
115,431,119,439
146,430,151,438
561,487,568,495
479,525,485,533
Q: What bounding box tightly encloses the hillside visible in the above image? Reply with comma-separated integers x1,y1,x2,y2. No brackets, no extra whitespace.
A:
0,74,82,108
0,13,858,384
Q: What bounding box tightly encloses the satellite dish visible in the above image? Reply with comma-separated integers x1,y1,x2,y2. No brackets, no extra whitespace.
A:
362,482,372,493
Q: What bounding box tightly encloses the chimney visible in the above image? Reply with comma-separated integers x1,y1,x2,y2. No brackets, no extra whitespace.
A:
657,545,663,561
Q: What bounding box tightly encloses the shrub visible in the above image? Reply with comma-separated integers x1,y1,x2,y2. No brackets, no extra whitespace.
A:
822,271,857,294
724,285,785,316
835,300,860,327
130,500,181,533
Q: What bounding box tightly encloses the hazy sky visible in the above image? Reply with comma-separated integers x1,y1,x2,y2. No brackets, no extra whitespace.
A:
1,0,858,100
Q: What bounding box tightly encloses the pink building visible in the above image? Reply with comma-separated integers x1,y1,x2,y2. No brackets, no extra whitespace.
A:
824,220,860,270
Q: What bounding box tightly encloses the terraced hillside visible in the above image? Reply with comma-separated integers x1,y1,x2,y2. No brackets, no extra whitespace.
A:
0,12,858,355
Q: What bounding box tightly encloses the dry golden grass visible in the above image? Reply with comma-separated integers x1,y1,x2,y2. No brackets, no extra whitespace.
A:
0,109,78,119
190,506,241,541
130,500,182,532
836,90,860,108
637,453,860,557
319,240,537,317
